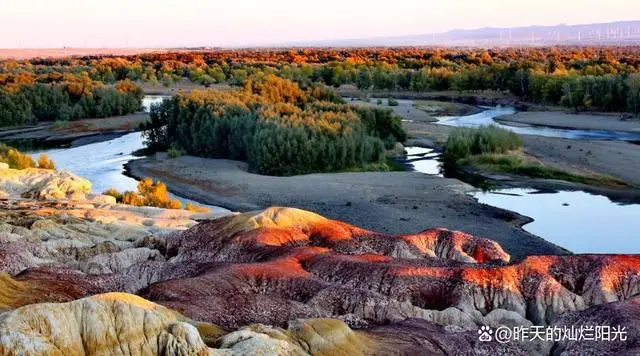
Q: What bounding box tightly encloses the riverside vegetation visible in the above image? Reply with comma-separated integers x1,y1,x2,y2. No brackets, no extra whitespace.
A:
104,178,208,212
141,75,407,176
0,143,55,170
3,48,640,356
1,143,205,212
443,125,626,186
0,77,143,127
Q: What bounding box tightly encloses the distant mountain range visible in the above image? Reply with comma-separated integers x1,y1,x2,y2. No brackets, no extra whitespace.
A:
286,21,640,47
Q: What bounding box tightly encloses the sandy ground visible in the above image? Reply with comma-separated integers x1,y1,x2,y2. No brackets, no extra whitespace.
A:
0,113,150,146
348,98,479,125
522,135,640,188
402,110,640,189
125,154,569,259
122,96,638,257
337,86,523,109
498,111,640,133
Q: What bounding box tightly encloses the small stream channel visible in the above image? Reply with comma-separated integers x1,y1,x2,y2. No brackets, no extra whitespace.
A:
19,96,228,214
403,106,640,254
9,96,639,253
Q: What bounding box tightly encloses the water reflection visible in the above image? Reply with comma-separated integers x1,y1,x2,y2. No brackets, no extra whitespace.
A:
437,107,640,141
142,95,169,112
404,146,442,176
405,143,640,253
473,188,640,254
29,132,228,214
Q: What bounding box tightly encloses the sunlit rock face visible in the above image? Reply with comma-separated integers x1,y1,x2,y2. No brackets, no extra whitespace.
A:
1,204,640,354
134,209,639,341
0,168,91,201
0,292,522,356
0,293,213,356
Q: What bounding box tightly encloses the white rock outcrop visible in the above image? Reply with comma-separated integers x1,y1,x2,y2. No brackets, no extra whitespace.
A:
0,168,91,201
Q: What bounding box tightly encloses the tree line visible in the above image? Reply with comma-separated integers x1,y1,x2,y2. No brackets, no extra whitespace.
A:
0,143,55,169
0,78,143,127
141,76,406,176
3,47,640,115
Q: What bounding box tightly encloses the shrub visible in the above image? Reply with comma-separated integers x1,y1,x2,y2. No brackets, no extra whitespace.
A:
121,191,145,207
443,125,523,163
167,147,182,159
103,188,123,202
0,82,143,127
387,98,399,106
137,178,183,209
104,178,183,209
0,90,35,127
0,145,36,169
185,202,209,213
353,106,407,148
37,154,56,170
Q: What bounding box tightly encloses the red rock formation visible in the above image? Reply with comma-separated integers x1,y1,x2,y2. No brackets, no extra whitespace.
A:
2,206,640,354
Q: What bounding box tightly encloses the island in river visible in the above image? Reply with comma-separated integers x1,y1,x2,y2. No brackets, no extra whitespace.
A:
7,91,640,258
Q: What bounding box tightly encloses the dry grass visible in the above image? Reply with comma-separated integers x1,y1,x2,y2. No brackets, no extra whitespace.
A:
461,151,627,187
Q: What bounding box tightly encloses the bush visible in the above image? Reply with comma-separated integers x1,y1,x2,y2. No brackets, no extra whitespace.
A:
0,81,143,127
167,147,183,159
387,98,399,106
0,144,36,169
353,106,407,148
103,188,123,202
137,178,182,209
104,178,183,209
185,202,209,213
443,125,523,163
0,90,35,127
37,154,56,170
121,191,145,207
462,153,625,187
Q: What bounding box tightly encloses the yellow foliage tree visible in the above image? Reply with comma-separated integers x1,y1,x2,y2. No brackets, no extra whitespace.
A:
1,149,36,169
37,154,56,170
121,191,145,207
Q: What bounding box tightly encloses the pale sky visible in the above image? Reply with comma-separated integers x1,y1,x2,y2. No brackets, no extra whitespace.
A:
1,0,639,48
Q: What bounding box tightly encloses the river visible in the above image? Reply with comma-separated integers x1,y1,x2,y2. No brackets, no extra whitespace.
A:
437,106,640,141
404,106,640,254
22,96,228,215
18,97,640,254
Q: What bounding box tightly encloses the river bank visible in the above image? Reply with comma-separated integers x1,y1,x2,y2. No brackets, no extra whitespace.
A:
0,113,150,149
497,111,640,133
125,153,569,259
403,111,640,190
337,85,524,108
5,93,638,255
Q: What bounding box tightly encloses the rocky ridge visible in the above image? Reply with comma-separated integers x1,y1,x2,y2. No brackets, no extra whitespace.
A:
0,167,638,355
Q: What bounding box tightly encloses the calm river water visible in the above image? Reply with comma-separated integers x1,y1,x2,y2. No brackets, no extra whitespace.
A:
21,98,640,253
405,106,640,253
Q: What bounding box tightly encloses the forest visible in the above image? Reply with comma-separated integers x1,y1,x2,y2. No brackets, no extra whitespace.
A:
2,47,640,115
141,75,406,176
0,75,143,127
